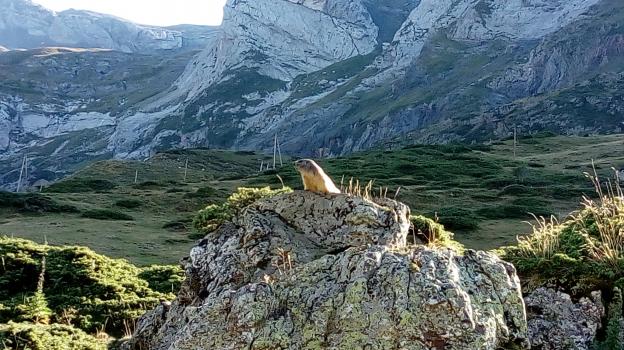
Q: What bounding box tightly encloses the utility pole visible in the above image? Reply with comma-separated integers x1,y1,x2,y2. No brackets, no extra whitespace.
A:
183,158,189,182
276,136,283,167
513,126,517,159
16,155,26,193
273,135,278,169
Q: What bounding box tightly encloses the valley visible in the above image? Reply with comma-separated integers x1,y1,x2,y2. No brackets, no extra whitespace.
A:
2,134,621,265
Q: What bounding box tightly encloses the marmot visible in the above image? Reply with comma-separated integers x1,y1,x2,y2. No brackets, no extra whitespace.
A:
294,159,340,194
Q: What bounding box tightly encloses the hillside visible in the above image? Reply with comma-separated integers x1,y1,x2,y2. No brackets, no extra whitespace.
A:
2,0,624,190
1,134,622,265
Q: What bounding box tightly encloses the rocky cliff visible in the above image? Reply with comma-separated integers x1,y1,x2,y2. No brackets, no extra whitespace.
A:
124,191,529,349
2,0,624,189
109,0,624,158
0,0,218,52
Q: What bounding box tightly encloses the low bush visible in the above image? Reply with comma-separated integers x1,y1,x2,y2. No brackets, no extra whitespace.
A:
133,181,166,190
427,207,480,231
46,179,116,193
81,209,134,221
193,187,293,234
409,215,464,251
138,265,184,294
499,172,624,294
0,192,78,213
0,237,180,336
0,322,106,350
114,199,142,209
185,186,219,198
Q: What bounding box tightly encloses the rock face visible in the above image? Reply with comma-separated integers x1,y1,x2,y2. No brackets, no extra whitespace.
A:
525,288,605,350
125,192,529,350
0,0,218,52
0,47,197,189
107,0,624,161
3,0,624,189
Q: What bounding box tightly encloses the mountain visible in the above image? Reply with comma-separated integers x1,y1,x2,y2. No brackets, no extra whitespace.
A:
2,0,624,190
0,0,219,52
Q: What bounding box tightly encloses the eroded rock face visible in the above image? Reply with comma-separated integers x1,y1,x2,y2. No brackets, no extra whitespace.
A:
525,288,605,350
125,192,528,350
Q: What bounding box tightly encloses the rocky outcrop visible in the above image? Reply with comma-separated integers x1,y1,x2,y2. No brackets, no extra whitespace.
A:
525,288,605,350
0,0,217,52
125,192,529,350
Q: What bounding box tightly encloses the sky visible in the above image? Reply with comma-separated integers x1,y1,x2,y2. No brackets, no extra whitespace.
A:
32,0,227,26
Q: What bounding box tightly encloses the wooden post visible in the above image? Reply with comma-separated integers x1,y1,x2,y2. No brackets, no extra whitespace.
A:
16,155,26,193
273,135,277,169
513,126,517,159
183,158,189,182
277,137,283,167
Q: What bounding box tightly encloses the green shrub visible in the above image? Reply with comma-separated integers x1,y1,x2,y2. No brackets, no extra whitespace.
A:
162,221,188,232
193,187,293,234
114,199,142,209
0,192,79,213
0,237,178,335
16,292,52,324
138,265,184,294
0,322,106,350
185,186,219,198
133,181,166,190
499,172,624,294
427,207,480,231
81,209,134,221
410,215,464,252
46,179,116,193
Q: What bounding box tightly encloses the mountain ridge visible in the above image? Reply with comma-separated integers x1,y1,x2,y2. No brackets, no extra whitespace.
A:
1,0,624,190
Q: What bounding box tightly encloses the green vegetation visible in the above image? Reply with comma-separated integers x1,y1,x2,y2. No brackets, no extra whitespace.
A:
0,236,182,347
114,199,142,209
0,192,78,214
499,171,624,347
81,209,134,221
410,215,464,252
2,134,622,264
193,186,293,236
0,322,106,350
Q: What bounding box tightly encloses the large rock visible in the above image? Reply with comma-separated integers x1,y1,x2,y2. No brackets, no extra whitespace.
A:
525,288,605,350
125,191,529,350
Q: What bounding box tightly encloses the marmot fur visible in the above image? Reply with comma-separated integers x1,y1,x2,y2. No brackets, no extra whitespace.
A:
294,159,340,194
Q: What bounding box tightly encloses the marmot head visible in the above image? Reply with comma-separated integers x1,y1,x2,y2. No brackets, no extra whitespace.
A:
294,159,320,174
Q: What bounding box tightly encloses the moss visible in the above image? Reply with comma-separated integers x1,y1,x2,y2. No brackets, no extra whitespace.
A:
0,322,106,350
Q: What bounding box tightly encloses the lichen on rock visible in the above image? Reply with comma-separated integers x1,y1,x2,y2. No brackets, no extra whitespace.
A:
124,191,529,349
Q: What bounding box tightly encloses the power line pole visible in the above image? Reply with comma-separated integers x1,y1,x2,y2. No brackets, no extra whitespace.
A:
16,155,26,193
183,158,189,182
277,136,283,167
273,135,277,169
513,125,517,159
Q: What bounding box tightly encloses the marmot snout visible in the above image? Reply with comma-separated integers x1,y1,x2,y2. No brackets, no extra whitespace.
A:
294,159,340,194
